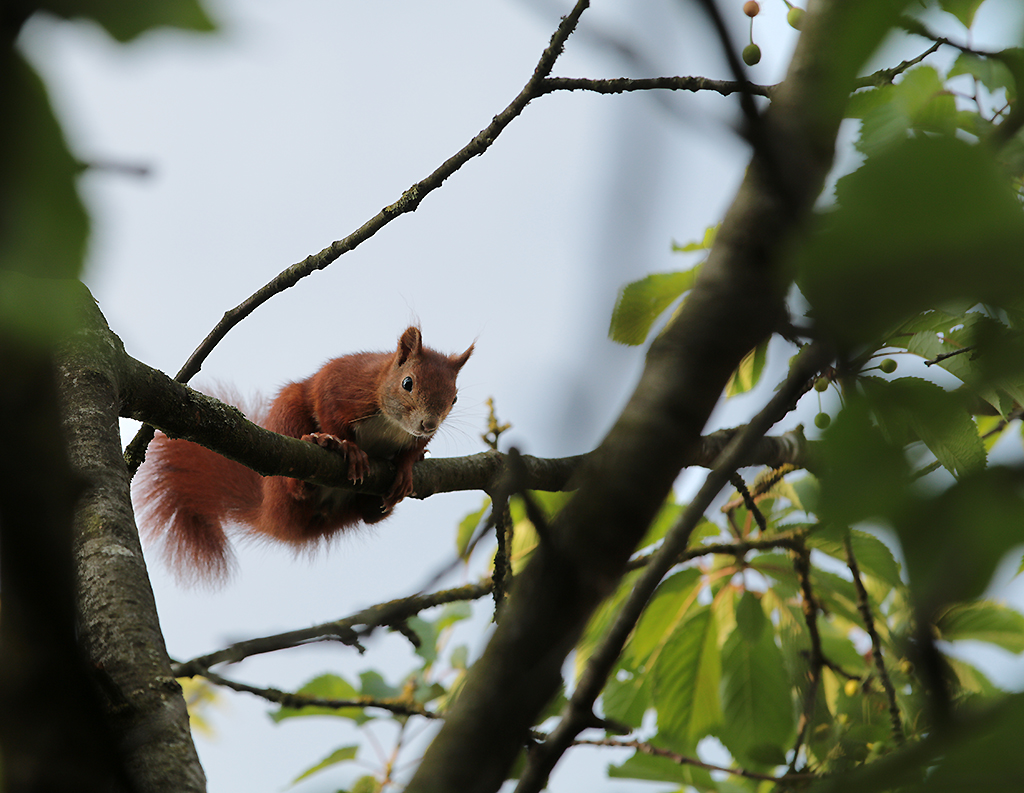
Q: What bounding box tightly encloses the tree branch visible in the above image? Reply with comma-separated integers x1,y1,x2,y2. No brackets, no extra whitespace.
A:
846,533,904,742
200,670,442,720
57,285,206,792
573,737,818,784
173,580,493,676
538,75,771,98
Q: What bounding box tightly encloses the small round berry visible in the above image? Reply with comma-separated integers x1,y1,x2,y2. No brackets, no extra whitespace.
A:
787,7,805,29
742,43,761,66
814,412,831,430
743,1,760,17
879,358,898,374
814,377,829,393
844,679,859,697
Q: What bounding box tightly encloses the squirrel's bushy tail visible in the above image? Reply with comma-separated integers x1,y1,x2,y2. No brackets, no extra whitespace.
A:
135,390,264,584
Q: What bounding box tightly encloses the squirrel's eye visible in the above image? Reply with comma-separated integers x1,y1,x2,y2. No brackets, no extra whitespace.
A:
452,394,458,405
402,376,413,392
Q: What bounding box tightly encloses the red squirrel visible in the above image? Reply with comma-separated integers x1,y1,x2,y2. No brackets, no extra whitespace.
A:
136,326,473,582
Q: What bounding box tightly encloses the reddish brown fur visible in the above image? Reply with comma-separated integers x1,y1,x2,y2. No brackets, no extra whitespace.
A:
136,327,473,584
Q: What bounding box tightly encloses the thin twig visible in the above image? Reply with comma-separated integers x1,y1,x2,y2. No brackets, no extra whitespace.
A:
728,471,767,533
172,580,492,676
491,494,513,621
845,533,904,743
924,346,973,366
538,75,771,98
573,737,818,783
854,41,942,88
789,541,825,774
200,669,441,719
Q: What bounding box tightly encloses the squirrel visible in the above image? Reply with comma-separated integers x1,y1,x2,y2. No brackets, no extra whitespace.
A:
135,326,473,583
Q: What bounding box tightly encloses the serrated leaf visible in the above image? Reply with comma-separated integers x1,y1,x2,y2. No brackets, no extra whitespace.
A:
797,136,1024,348
293,745,358,783
405,617,439,664
607,748,714,787
817,398,911,527
577,569,641,678
735,591,766,643
609,270,699,346
936,600,1024,652
725,339,769,397
602,668,651,729
897,467,1024,612
862,377,986,478
651,607,722,743
627,569,703,665
271,674,369,724
718,617,795,768
809,529,903,591
948,52,1016,95
854,67,956,157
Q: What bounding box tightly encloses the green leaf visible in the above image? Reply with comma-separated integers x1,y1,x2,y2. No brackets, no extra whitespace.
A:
627,569,702,665
406,617,439,664
607,747,714,788
293,745,358,783
817,398,911,527
651,606,722,743
936,600,1024,653
0,54,89,348
41,0,216,42
725,339,769,397
862,377,986,478
734,591,766,643
853,67,957,157
797,136,1024,348
602,667,651,729
455,499,489,560
672,224,718,252
271,674,369,724
948,52,1016,95
718,616,795,768
609,270,698,346
896,467,1024,612
435,601,473,632
358,670,400,701
577,569,641,678
938,0,986,28
809,529,903,592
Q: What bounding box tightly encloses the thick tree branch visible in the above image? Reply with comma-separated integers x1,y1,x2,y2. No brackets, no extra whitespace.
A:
56,286,206,792
0,334,131,792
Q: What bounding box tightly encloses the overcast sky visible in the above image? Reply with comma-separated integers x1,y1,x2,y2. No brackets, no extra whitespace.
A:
19,0,1024,790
